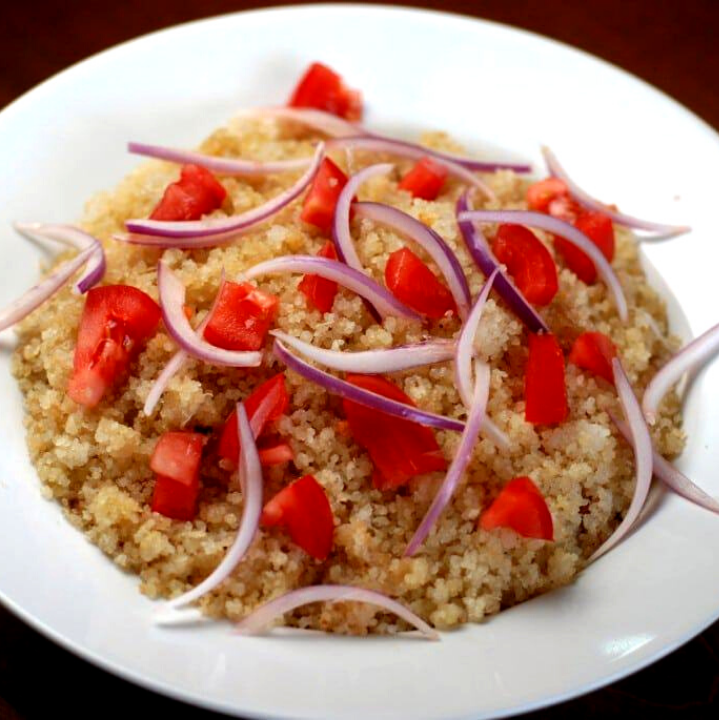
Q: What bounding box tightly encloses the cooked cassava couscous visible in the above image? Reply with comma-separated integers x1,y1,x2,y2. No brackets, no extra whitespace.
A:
11,105,685,634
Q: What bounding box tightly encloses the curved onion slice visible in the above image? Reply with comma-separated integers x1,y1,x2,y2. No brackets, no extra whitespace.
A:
157,262,262,367
128,141,311,177
542,146,690,238
242,255,420,321
235,584,438,639
454,270,499,409
459,209,628,321
354,202,472,320
15,222,105,294
589,358,653,562
242,106,364,137
125,143,324,240
610,414,719,514
161,402,263,613
328,137,495,200
405,362,491,556
271,331,455,373
455,193,548,333
642,322,719,424
0,244,96,332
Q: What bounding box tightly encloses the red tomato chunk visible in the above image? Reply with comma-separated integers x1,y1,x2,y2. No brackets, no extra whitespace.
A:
524,333,568,425
288,62,362,121
67,285,161,408
554,211,615,285
384,247,455,319
257,442,294,467
480,476,554,540
343,375,447,490
300,157,349,235
298,240,339,313
398,157,448,200
526,178,569,213
261,475,334,560
203,281,279,352
150,164,226,221
568,331,617,384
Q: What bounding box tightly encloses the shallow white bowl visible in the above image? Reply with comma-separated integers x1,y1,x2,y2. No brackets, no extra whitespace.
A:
1,5,718,719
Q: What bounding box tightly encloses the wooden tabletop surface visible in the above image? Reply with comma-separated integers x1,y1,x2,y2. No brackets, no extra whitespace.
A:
1,1,718,718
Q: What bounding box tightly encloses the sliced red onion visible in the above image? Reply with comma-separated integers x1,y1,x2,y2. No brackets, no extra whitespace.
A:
113,231,241,249
328,137,495,200
0,244,96,332
353,202,471,320
454,269,499,409
542,146,690,238
459,209,628,321
455,193,548,333
235,584,438,640
642,322,719,425
125,143,324,240
241,106,364,137
610,414,719,514
14,222,105,294
242,255,420,321
589,358,653,562
128,141,311,177
163,402,263,612
405,362,491,556
157,262,262,367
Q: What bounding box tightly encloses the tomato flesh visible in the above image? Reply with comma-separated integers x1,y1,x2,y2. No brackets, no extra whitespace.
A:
300,157,349,235
525,333,569,425
261,475,334,560
150,164,226,221
384,247,456,319
343,374,447,489
480,477,554,540
218,374,290,466
298,240,339,313
258,442,294,467
150,432,204,486
203,281,279,351
151,474,200,522
288,62,362,121
526,178,569,213
568,331,617,384
492,224,558,306
398,157,448,200
554,210,615,285
67,285,161,407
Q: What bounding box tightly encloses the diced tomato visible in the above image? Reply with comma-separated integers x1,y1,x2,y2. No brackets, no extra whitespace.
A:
554,211,615,285
525,333,569,425
151,474,200,522
343,375,447,489
218,374,290,466
384,247,456,319
150,164,226,221
548,195,582,224
261,475,334,559
258,442,294,467
150,432,204,486
67,285,161,408
568,331,617,384
480,476,554,540
492,224,558,306
288,62,362,121
398,157,448,200
203,281,279,351
300,157,349,235
526,178,569,213
298,240,339,313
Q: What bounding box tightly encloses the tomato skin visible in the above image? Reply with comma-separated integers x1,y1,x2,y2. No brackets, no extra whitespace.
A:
384,247,456,319
480,477,554,540
300,158,349,235
67,285,161,407
150,164,226,221
398,157,448,200
298,240,339,313
568,331,617,384
554,211,615,285
150,432,204,486
342,374,447,489
526,178,569,213
492,224,558,306
288,62,362,121
525,333,569,425
203,281,279,352
258,442,294,467
218,374,289,466
261,475,334,560
151,474,200,521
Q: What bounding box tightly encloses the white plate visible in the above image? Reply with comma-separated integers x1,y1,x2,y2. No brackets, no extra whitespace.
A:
1,5,718,719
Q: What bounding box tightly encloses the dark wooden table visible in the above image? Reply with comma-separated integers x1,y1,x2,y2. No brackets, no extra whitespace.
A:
1,1,718,718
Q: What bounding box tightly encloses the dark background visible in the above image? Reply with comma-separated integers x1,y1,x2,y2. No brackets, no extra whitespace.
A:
1,1,718,718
